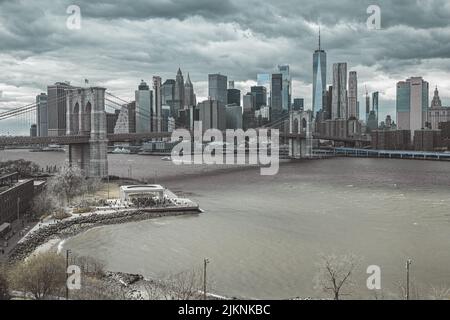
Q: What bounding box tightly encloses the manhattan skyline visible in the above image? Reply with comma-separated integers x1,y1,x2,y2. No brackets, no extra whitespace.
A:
0,0,449,130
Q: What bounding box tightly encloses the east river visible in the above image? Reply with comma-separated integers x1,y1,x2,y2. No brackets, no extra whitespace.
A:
1,149,450,299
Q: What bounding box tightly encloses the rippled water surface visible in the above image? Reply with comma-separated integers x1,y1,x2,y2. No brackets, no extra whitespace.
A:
2,149,450,299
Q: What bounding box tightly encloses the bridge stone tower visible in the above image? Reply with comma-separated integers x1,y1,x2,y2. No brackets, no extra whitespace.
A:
288,110,313,158
66,87,108,178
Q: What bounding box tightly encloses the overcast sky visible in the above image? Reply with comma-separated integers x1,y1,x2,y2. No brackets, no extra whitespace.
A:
1,0,450,133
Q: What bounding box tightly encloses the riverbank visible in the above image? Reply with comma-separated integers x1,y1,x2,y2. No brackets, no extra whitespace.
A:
8,207,201,264
5,205,237,300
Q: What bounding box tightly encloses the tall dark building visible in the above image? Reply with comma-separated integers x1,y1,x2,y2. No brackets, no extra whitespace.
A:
106,110,120,134
153,76,162,132
270,73,283,120
208,74,228,105
292,98,304,111
162,79,176,116
47,82,72,136
324,86,333,120
227,88,241,106
365,88,370,123
30,124,37,137
174,68,185,116
331,63,347,119
250,86,267,110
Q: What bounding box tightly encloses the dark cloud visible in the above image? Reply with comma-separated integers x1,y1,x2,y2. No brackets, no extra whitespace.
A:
60,0,237,20
0,0,449,128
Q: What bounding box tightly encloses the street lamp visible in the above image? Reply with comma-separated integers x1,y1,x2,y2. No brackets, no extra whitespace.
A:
203,258,210,300
405,259,412,300
66,249,71,300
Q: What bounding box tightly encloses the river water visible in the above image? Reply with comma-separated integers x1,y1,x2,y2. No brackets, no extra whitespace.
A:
2,149,450,299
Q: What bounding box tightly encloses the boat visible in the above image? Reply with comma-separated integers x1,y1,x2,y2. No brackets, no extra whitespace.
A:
161,156,172,161
41,144,65,152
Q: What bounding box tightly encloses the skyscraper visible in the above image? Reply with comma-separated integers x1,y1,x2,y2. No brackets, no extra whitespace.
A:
227,88,241,106
312,29,327,118
47,82,72,136
161,105,171,132
184,73,196,108
324,86,333,120
135,80,152,133
292,98,304,111
331,63,347,119
30,124,37,137
257,73,271,105
162,79,175,116
153,76,162,132
372,91,379,125
174,68,185,115
243,93,255,112
396,77,429,133
225,105,243,129
278,65,291,111
250,86,267,110
36,93,48,137
197,99,226,131
271,73,283,120
365,87,370,123
428,86,450,129
348,71,358,119
208,74,228,105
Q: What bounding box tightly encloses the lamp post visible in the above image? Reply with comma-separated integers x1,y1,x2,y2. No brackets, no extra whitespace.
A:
406,259,412,300
203,258,210,300
66,249,71,300
107,174,110,199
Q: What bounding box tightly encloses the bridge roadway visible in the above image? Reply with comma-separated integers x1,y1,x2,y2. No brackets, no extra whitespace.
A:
0,132,370,147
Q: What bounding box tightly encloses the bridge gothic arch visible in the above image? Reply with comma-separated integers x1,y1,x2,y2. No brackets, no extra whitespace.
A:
82,101,92,134
289,110,313,159
289,111,310,135
72,102,80,135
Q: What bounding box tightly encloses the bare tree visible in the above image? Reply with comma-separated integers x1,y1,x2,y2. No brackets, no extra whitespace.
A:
32,190,60,218
142,269,203,300
69,277,128,300
428,285,450,300
395,279,421,300
85,177,102,194
314,253,360,300
164,269,203,300
69,253,105,278
47,166,86,205
9,252,66,300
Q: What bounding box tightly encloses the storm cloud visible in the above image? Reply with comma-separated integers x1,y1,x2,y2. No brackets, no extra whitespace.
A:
0,0,449,133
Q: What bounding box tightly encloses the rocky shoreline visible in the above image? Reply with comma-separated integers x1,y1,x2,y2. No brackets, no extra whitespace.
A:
8,207,200,264
6,206,235,300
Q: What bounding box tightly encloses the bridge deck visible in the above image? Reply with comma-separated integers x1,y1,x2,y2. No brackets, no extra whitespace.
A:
0,132,370,146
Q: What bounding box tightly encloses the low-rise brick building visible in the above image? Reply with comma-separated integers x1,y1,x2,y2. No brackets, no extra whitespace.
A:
0,172,34,225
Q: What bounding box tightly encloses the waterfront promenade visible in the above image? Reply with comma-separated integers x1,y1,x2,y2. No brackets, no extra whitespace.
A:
316,147,450,161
